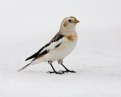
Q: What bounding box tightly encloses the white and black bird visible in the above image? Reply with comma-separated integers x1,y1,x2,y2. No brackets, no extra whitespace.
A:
18,16,79,74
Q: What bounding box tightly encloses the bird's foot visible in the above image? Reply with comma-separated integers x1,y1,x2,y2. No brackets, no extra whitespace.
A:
47,70,64,74
63,70,76,73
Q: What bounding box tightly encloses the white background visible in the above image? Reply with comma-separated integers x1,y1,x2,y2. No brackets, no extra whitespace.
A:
0,0,121,97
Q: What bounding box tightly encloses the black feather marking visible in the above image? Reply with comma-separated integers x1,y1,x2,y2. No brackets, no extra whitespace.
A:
50,33,64,42
25,33,64,61
25,52,38,61
38,50,49,57
55,43,62,48
25,43,50,61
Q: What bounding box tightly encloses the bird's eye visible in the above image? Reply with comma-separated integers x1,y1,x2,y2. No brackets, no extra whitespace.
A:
68,19,71,22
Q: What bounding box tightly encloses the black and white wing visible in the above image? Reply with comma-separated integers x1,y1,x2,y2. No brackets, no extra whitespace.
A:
25,33,64,61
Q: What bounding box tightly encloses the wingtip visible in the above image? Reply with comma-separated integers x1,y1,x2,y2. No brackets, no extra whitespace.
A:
25,57,30,61
25,59,28,61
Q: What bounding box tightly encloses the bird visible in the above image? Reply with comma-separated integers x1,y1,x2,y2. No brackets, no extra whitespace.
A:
18,16,79,74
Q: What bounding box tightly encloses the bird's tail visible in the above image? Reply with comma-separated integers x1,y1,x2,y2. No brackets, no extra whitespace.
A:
18,63,32,72
18,59,35,72
18,58,43,72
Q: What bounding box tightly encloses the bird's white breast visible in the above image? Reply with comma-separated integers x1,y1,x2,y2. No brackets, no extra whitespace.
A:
43,36,77,62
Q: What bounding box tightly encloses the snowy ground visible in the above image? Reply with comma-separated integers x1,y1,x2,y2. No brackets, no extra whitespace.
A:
0,0,121,97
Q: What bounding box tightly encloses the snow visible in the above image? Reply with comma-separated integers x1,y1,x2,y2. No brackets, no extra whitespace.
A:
0,0,121,97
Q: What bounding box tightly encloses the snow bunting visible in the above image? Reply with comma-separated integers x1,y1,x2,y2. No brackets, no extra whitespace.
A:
18,16,79,74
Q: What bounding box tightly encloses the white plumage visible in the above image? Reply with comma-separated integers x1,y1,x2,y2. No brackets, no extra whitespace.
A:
19,16,79,74
39,37,77,62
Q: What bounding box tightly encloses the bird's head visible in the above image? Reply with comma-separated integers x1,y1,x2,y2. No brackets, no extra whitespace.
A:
60,16,79,32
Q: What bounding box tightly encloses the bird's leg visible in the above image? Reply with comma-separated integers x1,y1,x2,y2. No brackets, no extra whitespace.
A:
60,63,76,73
58,59,76,73
48,61,64,74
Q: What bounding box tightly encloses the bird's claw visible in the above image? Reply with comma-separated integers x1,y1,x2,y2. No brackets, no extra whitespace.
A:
47,70,76,74
63,70,76,73
47,71,64,74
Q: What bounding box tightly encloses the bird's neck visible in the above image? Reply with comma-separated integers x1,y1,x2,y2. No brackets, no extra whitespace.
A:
59,26,77,36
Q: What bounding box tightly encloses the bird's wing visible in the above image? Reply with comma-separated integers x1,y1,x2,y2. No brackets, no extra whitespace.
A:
25,33,64,61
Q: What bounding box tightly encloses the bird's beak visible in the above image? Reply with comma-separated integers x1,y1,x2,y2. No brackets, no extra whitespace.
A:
74,19,80,24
